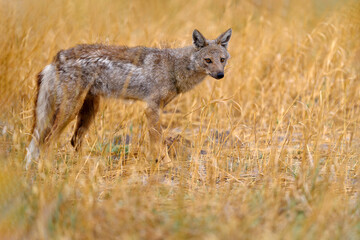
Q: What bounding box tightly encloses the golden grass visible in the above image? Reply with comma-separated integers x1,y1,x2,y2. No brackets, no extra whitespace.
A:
0,0,360,239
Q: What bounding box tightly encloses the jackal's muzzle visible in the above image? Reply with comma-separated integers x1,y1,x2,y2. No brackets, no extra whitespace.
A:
210,71,224,80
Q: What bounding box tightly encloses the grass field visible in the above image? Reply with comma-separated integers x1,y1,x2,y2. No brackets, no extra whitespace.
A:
1,0,360,239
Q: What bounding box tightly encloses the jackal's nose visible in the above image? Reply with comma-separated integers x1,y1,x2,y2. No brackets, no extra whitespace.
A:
216,72,224,79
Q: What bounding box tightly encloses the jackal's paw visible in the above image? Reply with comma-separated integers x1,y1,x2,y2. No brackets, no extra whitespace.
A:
162,153,173,165
156,151,173,168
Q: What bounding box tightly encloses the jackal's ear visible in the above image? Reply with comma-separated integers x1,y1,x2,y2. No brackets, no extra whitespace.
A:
193,29,207,49
216,28,232,49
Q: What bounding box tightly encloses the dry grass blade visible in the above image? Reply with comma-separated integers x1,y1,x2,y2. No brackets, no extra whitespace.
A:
0,0,359,239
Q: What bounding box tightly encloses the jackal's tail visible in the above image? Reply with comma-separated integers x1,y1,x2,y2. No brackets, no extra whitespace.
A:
25,64,57,169
30,71,44,136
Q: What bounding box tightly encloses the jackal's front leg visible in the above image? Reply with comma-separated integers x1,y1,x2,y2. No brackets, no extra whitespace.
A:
145,104,171,165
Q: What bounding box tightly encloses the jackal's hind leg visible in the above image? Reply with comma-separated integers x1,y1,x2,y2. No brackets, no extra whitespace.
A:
71,94,100,151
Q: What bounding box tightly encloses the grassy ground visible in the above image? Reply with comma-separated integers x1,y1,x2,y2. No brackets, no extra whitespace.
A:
0,0,360,239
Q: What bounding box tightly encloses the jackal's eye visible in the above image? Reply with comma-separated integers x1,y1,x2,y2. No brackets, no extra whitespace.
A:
220,58,225,63
204,58,212,64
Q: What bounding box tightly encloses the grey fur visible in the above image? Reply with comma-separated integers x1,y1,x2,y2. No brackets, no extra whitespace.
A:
25,28,232,169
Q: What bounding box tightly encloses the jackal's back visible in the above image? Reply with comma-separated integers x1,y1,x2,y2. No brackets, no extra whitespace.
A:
56,44,154,66
54,44,177,101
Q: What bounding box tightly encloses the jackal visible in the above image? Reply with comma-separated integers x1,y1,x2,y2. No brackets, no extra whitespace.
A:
25,28,232,169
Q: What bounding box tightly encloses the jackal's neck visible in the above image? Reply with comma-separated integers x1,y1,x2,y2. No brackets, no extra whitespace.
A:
171,46,207,93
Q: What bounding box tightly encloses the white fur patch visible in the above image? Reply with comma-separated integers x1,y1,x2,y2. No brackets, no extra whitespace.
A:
37,64,56,134
73,58,114,69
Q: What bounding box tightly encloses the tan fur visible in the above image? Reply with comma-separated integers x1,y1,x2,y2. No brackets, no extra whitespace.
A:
25,28,232,169
30,71,43,139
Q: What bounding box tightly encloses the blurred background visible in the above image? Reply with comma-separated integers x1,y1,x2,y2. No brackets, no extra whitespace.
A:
0,0,359,239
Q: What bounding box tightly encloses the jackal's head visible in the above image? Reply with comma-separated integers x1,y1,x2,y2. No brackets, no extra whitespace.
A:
191,28,232,80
